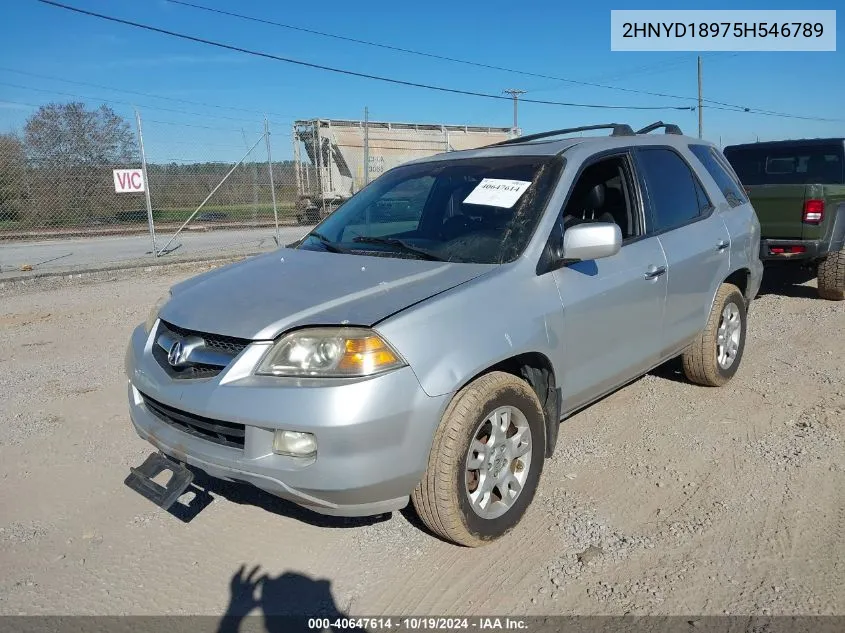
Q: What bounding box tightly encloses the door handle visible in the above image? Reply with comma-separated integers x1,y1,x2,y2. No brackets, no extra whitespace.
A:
717,239,730,251
644,265,667,280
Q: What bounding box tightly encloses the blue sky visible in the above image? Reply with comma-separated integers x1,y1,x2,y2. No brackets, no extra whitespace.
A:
0,0,842,162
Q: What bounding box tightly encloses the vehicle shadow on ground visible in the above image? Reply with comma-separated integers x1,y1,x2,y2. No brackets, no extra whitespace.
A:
648,356,688,384
756,265,819,299
185,466,391,529
216,565,365,633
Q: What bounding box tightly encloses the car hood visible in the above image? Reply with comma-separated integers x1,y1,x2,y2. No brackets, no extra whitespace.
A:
160,248,496,340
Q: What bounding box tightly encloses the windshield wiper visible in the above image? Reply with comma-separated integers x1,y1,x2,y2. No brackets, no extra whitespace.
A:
352,236,445,261
307,231,347,253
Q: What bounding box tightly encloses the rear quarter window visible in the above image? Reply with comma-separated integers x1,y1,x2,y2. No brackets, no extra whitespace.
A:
689,144,747,207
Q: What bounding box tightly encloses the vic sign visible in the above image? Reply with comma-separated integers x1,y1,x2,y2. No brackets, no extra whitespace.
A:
113,169,145,193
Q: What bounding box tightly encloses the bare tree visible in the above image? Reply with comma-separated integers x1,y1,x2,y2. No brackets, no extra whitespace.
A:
23,102,139,223
25,102,137,166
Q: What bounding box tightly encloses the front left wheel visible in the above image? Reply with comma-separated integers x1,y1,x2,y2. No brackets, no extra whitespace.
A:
412,371,546,547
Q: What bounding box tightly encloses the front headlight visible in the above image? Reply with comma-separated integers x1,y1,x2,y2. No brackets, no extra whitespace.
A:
256,327,406,377
144,292,171,334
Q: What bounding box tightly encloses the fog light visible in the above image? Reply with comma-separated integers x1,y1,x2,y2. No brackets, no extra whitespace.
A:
273,430,317,457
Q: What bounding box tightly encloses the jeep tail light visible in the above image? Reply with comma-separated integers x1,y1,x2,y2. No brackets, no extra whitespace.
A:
769,245,807,255
803,199,824,224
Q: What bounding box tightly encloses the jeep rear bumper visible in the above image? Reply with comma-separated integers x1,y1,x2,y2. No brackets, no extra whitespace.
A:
760,239,826,262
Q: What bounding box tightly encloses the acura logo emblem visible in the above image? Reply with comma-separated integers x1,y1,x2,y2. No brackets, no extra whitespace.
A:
167,341,184,367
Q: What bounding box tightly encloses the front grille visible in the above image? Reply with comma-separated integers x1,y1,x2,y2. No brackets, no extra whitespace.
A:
140,392,245,449
154,321,252,380
159,321,250,356
151,343,224,380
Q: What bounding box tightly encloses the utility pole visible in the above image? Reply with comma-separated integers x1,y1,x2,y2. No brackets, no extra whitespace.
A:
697,56,703,139
503,89,526,136
363,106,370,185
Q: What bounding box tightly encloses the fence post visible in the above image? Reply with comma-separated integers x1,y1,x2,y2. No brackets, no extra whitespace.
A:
135,109,157,258
264,118,280,246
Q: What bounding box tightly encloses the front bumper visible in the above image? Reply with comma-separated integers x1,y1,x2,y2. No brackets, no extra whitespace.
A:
125,323,450,517
760,238,825,262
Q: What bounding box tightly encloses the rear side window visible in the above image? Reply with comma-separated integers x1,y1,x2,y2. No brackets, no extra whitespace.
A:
689,145,747,207
637,148,707,233
724,144,845,185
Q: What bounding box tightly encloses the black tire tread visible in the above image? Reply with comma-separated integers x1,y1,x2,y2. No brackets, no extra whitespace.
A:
411,371,542,547
818,248,845,301
682,283,743,387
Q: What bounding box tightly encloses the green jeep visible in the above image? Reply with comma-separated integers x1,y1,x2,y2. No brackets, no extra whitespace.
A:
724,138,845,300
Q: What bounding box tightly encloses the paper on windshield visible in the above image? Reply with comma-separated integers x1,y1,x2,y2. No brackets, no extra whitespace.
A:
462,178,532,209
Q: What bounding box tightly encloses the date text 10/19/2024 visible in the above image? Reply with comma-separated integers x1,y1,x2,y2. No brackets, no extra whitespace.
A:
307,617,529,630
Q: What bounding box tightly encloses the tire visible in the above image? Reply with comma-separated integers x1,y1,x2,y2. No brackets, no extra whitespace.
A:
817,248,845,301
412,371,546,547
682,283,747,387
304,207,321,224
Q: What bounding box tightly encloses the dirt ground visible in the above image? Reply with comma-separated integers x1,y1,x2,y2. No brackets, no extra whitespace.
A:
0,263,842,618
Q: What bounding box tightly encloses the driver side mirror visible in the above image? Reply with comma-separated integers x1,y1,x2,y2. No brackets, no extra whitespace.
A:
560,222,621,262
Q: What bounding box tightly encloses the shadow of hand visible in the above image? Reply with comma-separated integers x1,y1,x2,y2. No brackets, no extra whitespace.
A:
217,565,368,633
217,564,268,633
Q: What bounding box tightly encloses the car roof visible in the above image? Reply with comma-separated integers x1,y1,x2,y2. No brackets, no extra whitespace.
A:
724,138,845,150
404,131,715,165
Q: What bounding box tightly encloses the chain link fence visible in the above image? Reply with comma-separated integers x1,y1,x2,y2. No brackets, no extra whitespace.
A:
0,109,309,274
0,109,514,274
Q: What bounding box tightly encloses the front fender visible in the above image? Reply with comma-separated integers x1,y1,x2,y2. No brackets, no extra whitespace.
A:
377,267,560,398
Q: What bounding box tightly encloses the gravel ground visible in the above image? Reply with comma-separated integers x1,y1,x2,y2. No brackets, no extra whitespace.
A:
0,263,842,618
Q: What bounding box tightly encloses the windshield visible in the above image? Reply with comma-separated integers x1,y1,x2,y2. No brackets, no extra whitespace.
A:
296,155,562,264
724,144,844,186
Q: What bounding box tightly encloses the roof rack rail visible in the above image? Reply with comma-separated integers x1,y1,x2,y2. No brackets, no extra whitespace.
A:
637,121,683,135
489,123,635,147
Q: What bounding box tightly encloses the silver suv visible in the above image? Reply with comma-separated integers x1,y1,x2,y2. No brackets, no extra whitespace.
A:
125,122,763,547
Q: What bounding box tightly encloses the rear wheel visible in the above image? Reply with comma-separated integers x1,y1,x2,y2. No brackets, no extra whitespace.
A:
412,372,545,547
817,248,845,301
682,283,747,387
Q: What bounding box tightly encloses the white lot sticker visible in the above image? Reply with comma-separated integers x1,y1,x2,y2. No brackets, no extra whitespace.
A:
463,178,532,208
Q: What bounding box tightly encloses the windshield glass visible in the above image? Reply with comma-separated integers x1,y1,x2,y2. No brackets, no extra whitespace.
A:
724,144,844,186
296,155,562,263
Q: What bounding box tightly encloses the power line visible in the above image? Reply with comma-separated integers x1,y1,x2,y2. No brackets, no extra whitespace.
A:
589,55,697,83
0,80,268,125
165,0,704,104
0,66,296,120
0,99,41,109
162,0,841,123
36,1,692,112
0,96,291,133
143,118,259,133
703,104,842,122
